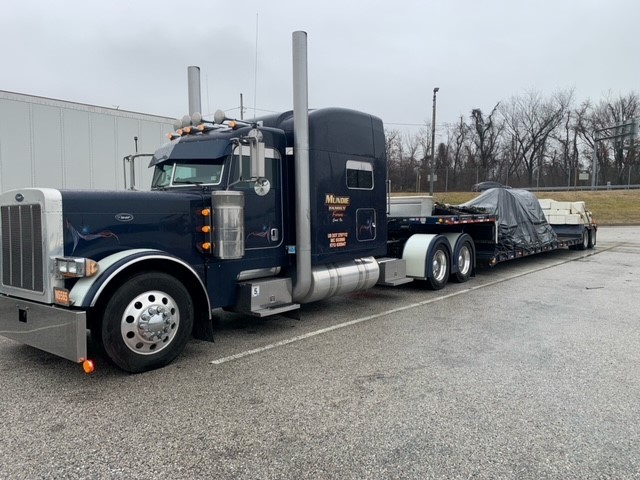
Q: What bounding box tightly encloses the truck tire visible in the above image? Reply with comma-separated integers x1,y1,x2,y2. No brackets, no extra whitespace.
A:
452,239,473,283
588,228,596,249
101,271,194,373
426,243,450,290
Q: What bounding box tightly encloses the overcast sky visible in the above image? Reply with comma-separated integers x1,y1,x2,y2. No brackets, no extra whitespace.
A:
2,0,638,134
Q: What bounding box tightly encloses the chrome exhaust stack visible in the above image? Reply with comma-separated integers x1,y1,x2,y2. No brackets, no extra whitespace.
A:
187,65,202,116
292,31,312,302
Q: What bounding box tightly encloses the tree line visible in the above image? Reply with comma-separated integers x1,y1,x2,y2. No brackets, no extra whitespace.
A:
386,90,639,192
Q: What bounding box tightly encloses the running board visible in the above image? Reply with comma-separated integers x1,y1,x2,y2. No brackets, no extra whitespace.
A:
231,278,301,317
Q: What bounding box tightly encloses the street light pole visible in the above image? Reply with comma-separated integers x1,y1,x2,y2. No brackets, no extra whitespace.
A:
429,87,439,196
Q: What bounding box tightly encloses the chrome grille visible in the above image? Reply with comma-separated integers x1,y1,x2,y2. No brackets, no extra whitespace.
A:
1,204,44,292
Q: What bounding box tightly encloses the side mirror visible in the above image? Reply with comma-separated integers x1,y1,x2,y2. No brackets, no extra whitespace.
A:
247,129,266,179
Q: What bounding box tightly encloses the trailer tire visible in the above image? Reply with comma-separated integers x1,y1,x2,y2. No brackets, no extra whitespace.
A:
577,228,589,251
452,240,473,283
101,271,194,373
426,243,450,290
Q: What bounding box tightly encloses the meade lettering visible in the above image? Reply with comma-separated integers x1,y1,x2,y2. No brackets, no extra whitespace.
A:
325,194,351,206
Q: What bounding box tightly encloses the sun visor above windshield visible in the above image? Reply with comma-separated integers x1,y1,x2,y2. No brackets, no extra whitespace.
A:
149,137,233,167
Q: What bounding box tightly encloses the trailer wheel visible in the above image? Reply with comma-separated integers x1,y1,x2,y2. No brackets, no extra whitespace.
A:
577,228,589,251
426,243,450,290
452,241,473,283
101,272,194,373
587,228,596,249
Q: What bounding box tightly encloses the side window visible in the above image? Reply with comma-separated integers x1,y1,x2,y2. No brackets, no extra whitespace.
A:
346,160,373,190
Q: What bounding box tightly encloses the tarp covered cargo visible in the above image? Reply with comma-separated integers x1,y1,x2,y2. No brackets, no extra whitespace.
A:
459,188,557,254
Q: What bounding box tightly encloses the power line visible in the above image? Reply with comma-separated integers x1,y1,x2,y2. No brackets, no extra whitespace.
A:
385,122,426,127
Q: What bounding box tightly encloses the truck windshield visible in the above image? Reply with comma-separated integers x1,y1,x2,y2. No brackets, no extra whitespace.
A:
151,162,224,188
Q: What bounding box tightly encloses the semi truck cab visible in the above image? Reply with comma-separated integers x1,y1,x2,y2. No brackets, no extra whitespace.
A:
0,105,392,373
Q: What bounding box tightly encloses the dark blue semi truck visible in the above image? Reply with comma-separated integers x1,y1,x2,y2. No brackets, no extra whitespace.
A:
0,32,596,372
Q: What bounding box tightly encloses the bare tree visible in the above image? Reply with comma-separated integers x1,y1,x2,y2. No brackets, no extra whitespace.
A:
387,89,637,192
500,89,573,187
446,116,468,190
592,92,638,184
468,104,503,182
385,129,430,192
385,128,402,189
574,92,640,186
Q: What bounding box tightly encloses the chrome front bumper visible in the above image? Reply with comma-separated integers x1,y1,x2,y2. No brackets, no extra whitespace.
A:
0,294,87,363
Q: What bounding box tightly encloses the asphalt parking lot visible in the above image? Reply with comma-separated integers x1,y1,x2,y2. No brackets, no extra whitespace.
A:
1,226,639,479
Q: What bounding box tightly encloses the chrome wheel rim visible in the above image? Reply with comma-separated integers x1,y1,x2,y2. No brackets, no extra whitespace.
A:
120,290,180,355
458,245,472,276
432,249,448,283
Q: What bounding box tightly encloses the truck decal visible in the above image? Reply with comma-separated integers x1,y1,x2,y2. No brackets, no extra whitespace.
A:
325,194,350,223
328,232,349,248
66,219,119,254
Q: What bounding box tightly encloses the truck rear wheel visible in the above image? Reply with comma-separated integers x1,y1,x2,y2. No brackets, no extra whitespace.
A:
452,240,473,283
426,244,450,290
101,272,194,373
588,228,596,249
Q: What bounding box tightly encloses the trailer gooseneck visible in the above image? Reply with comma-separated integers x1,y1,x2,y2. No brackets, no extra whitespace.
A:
0,32,596,373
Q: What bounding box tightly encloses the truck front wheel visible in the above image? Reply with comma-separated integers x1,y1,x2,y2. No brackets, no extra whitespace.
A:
101,272,194,373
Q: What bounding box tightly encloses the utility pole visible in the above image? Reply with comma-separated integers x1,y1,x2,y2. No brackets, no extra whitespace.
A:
240,93,244,120
429,87,439,196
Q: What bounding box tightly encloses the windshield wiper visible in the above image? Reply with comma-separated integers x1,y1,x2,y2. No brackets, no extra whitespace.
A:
172,179,204,185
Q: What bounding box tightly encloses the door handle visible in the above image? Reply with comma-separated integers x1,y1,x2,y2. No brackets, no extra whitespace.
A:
270,228,279,242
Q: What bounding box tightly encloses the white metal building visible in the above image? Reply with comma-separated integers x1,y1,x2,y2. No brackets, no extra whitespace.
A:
0,91,175,193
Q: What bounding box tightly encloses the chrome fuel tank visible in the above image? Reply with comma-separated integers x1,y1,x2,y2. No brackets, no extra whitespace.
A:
297,257,379,304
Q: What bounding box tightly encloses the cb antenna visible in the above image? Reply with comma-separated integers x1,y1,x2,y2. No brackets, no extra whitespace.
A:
253,13,259,119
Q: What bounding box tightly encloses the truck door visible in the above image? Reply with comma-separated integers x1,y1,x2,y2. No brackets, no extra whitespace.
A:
229,147,284,257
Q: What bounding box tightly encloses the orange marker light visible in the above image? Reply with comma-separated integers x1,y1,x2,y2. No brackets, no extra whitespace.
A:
201,242,212,251
82,359,95,374
201,208,211,217
228,121,238,129
201,225,211,233
54,287,70,306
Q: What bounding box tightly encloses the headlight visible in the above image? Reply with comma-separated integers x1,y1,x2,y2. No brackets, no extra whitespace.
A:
55,257,98,278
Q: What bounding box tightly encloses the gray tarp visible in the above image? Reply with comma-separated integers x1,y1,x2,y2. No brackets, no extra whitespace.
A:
460,188,557,253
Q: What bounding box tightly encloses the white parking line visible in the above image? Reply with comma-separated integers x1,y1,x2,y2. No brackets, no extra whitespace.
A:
209,246,615,365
